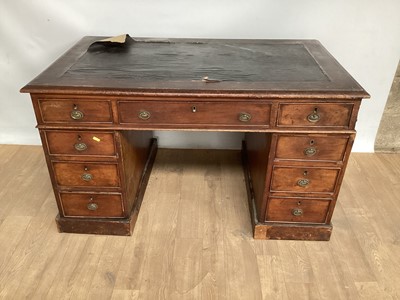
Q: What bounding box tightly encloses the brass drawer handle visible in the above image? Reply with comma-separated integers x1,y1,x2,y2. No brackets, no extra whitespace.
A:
74,142,87,151
238,112,252,122
304,147,317,156
307,108,320,123
138,110,151,120
87,203,98,211
70,109,84,120
292,208,303,216
81,173,93,181
297,178,310,187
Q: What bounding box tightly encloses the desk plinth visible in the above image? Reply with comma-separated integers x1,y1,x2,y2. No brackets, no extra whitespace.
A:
21,37,369,240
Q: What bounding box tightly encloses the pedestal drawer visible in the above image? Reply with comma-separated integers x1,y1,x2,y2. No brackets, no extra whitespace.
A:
38,99,112,123
118,101,271,127
275,134,350,161
60,192,125,218
45,131,116,157
266,197,330,223
277,103,353,128
270,166,340,193
53,162,120,188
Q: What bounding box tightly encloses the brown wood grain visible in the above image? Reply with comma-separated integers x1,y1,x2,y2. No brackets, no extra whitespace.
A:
266,197,331,223
275,133,350,162
118,101,271,128
270,166,340,194
38,98,113,124
243,133,272,221
277,102,354,128
118,132,154,214
45,131,117,157
52,162,120,188
59,192,124,218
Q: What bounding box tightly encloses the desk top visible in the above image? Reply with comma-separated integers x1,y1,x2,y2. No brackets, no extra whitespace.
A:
21,36,369,99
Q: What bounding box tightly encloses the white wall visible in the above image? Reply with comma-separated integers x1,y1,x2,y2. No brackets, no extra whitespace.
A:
1,0,399,151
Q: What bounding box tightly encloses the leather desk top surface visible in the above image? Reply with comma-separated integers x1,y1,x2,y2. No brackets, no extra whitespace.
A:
21,36,369,99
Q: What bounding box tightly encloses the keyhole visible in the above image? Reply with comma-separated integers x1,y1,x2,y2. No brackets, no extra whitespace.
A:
297,201,301,206
303,170,308,176
310,139,315,146
192,106,197,113
84,166,88,171
77,135,82,141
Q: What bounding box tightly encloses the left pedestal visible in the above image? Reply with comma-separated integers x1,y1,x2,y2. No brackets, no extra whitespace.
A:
39,126,157,236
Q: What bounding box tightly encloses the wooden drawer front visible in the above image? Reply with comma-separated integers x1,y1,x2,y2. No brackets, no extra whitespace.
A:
60,193,124,218
275,134,349,161
277,103,353,128
38,99,112,123
53,162,120,188
266,197,330,223
270,166,340,193
45,131,116,157
118,101,271,126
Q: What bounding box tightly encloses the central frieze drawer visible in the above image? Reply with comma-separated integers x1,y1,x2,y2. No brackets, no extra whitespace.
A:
275,134,350,161
60,192,125,218
270,166,340,193
118,101,271,126
45,131,116,157
53,162,120,188
38,99,113,123
277,103,353,128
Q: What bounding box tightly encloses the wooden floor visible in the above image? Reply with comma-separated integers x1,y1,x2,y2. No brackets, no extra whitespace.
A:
0,145,399,299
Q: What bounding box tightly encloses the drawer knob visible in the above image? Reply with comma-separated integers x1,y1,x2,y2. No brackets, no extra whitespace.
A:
304,147,317,156
138,110,151,120
81,173,93,181
87,203,98,211
297,178,310,187
238,112,252,122
307,108,320,123
292,208,303,216
70,109,84,120
74,142,87,151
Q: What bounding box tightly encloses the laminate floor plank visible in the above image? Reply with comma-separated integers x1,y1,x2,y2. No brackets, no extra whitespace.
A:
44,235,90,299
111,289,140,300
0,216,32,279
136,150,182,300
1,145,400,299
86,236,128,300
10,197,66,299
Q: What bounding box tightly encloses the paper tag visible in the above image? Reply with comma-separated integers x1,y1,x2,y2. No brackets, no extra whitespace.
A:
98,34,128,44
92,136,101,142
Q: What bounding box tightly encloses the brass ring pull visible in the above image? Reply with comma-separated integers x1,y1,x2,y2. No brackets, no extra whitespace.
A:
238,112,252,122
307,108,320,123
304,147,317,156
138,110,151,120
297,178,310,187
292,208,303,216
70,110,84,120
87,203,98,211
81,173,93,181
74,142,87,151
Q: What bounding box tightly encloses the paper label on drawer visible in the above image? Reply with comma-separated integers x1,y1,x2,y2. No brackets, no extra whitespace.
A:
92,136,101,142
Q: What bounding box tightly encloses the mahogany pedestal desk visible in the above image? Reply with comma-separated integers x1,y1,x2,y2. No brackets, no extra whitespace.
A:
21,36,369,240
